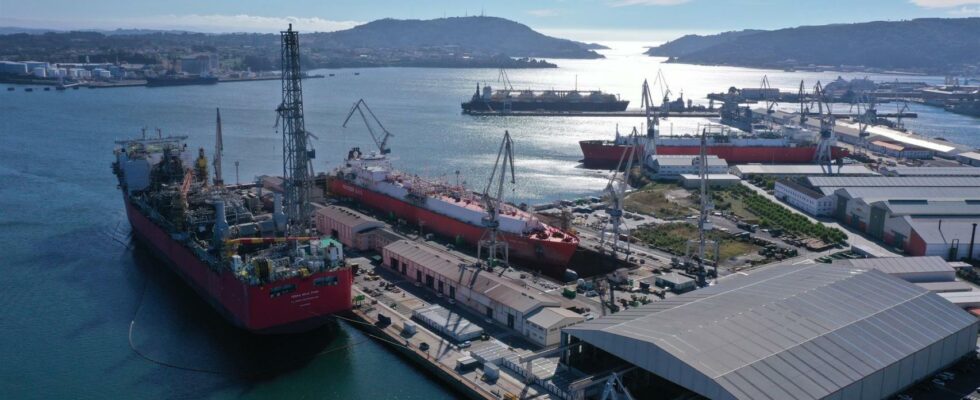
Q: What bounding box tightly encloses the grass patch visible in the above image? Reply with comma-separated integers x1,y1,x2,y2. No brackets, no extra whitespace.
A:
633,223,762,264
624,182,695,219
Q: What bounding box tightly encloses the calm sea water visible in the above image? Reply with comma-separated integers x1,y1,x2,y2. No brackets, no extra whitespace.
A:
0,41,977,399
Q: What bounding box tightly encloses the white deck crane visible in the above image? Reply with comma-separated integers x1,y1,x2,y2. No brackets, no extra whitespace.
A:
479,131,516,270
342,99,393,155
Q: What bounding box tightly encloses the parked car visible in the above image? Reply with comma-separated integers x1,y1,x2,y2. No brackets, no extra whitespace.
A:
459,341,472,349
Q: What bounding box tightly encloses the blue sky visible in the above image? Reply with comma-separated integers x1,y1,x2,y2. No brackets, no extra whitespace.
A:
1,0,978,41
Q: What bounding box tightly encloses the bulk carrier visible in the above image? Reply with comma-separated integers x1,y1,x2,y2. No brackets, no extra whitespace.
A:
113,25,352,334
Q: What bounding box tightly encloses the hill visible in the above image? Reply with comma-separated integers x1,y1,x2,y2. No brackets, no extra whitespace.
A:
0,16,599,70
305,17,602,59
645,18,980,74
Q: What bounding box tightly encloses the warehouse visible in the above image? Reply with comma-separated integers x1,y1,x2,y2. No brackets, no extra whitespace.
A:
906,217,980,260
646,154,728,179
879,166,980,177
774,179,837,216
956,151,980,167
806,176,980,188
382,240,564,342
651,272,696,293
524,307,585,347
412,304,484,342
314,205,385,251
677,173,740,189
560,264,979,400
840,256,957,283
733,164,875,179
867,139,933,159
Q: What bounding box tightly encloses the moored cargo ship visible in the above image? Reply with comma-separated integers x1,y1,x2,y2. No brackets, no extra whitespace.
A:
146,74,219,87
579,128,847,168
329,149,578,276
462,83,628,113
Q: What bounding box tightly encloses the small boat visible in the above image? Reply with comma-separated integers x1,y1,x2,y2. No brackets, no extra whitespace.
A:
6,87,14,91
354,72,360,76
329,73,335,77
24,88,33,92
43,87,51,91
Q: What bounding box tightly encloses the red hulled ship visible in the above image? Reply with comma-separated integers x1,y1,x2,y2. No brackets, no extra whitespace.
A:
330,149,578,276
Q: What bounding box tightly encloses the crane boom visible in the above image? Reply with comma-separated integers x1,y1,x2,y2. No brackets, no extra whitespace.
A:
342,99,393,155
479,131,516,269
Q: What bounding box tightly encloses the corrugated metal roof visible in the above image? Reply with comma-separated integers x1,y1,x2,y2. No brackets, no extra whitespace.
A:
735,164,875,176
915,281,974,293
652,155,728,167
880,166,980,177
315,205,384,231
907,217,980,245
875,200,980,217
834,186,980,202
385,240,559,314
563,264,978,400
526,307,583,329
840,256,954,275
807,176,980,188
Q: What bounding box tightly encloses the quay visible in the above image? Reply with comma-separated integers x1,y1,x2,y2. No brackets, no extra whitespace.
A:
464,110,917,118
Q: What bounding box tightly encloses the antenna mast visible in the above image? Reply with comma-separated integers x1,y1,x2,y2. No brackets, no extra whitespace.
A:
276,24,315,236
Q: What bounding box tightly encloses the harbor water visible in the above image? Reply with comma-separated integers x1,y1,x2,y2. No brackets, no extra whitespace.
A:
1,41,978,399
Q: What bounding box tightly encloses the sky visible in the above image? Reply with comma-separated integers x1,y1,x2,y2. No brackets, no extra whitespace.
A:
1,0,979,42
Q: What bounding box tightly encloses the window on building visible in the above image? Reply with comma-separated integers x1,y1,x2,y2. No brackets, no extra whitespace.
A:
437,281,443,293
416,270,422,282
390,258,399,270
507,313,514,328
485,307,493,319
449,286,455,299
425,274,434,288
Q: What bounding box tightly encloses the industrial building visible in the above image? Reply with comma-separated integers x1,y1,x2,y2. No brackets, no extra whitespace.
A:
678,173,741,189
412,304,484,342
866,138,933,159
839,256,957,283
382,240,573,347
646,155,728,179
733,164,876,179
560,264,979,400
314,204,385,251
774,179,838,216
879,166,980,177
524,307,585,347
650,272,696,293
957,151,980,167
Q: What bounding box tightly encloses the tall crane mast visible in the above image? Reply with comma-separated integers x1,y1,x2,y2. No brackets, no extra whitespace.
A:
342,99,393,155
760,75,778,130
686,127,719,287
798,80,809,125
640,79,659,162
213,108,224,187
276,24,315,237
479,131,516,269
649,70,672,118
811,81,836,174
600,129,639,256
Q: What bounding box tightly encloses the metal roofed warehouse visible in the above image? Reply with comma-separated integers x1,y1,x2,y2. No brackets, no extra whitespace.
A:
560,264,979,400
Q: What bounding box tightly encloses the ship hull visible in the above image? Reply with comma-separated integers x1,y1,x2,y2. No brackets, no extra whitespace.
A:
462,100,629,113
123,196,353,334
329,179,577,277
579,140,849,168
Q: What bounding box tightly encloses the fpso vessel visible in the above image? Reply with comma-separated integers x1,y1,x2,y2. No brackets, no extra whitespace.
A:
114,136,353,333
461,84,628,113
330,148,578,276
579,129,847,168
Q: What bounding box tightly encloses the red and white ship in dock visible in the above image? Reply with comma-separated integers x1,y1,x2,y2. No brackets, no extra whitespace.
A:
330,148,579,276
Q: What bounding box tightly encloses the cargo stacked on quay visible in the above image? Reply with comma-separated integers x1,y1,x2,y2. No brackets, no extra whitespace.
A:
112,25,353,334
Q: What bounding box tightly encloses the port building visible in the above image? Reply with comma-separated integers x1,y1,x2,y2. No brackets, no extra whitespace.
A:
733,164,876,179
879,166,980,177
646,155,728,179
956,151,980,167
382,240,573,347
560,264,979,400
314,204,384,251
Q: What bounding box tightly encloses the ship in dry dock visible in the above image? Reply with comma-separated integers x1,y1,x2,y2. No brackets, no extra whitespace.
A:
112,25,353,334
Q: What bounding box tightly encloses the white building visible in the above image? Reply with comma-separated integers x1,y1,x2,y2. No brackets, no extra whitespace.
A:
382,240,566,344
957,151,980,167
774,179,836,216
524,307,584,347
646,154,728,179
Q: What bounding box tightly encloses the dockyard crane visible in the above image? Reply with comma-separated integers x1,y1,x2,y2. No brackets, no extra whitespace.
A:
759,75,778,131
342,99,394,155
640,79,659,161
649,70,672,118
497,68,514,91
798,80,809,125
599,129,639,257
479,131,516,269
811,82,837,174
685,128,719,287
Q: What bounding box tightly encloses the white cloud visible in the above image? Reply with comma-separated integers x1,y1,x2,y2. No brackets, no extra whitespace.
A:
0,14,362,33
909,0,980,8
608,0,692,6
527,9,560,17
949,5,980,14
